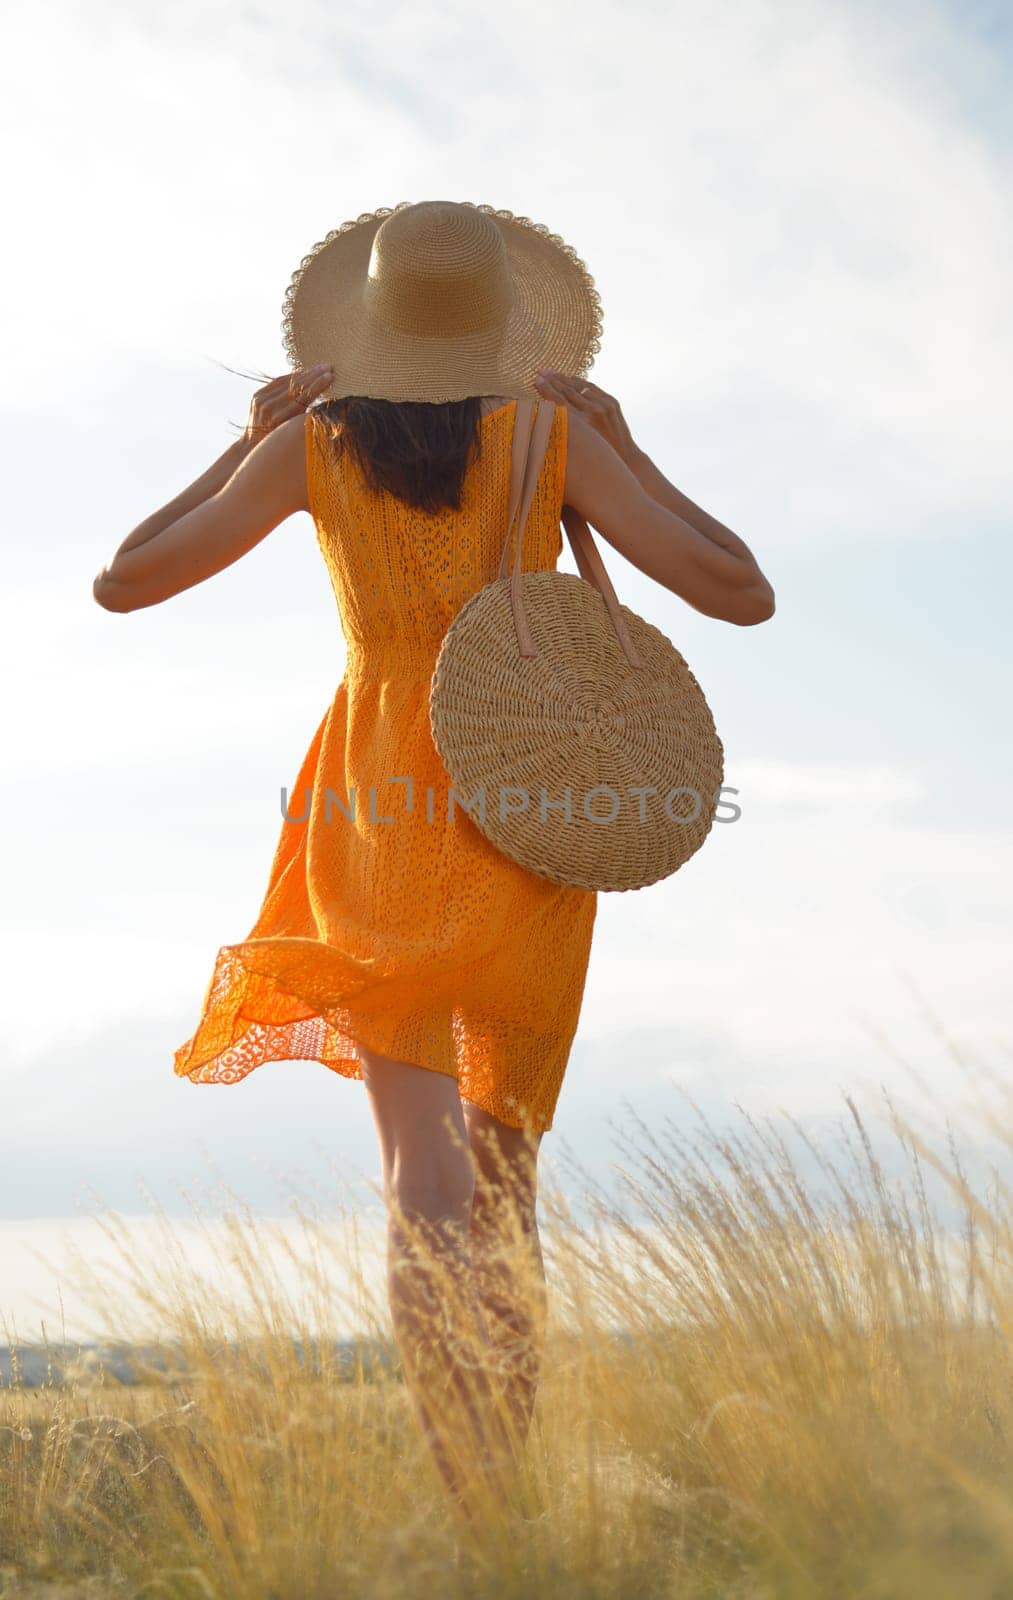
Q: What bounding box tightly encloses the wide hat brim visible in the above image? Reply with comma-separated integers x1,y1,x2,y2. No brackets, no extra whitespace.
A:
281,201,603,403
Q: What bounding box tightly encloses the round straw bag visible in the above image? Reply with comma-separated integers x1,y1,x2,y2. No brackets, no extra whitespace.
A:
429,399,725,892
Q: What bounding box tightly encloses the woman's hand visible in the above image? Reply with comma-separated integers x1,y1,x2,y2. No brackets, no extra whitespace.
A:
533,368,639,465
242,362,334,446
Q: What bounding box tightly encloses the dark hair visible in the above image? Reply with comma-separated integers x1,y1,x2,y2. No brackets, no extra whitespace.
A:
311,396,491,514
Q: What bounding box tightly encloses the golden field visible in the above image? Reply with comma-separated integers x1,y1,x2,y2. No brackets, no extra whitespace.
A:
3,1045,1013,1598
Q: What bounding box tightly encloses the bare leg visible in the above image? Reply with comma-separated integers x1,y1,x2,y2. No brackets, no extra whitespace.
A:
357,1044,522,1527
462,1102,547,1451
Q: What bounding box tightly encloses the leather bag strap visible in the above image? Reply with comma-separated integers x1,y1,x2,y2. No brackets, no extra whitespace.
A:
496,399,644,669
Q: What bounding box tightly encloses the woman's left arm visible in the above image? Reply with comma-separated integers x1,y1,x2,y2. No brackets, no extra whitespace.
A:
93,363,331,613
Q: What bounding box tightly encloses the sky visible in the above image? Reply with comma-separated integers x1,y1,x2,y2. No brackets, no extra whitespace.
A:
1,0,1011,1338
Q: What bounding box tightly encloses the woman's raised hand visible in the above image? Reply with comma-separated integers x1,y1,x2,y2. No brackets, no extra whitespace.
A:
242,362,334,445
533,368,639,465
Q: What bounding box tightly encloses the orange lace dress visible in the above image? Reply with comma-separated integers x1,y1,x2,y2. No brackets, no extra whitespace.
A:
172,400,598,1133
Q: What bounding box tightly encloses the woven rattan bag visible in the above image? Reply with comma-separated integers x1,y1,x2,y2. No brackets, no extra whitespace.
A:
429,399,725,892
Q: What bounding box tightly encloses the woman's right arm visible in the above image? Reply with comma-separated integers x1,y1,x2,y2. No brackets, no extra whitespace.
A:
557,401,776,627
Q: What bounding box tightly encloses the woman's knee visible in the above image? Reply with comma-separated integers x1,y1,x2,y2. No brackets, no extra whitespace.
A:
391,1164,475,1238
390,1115,475,1222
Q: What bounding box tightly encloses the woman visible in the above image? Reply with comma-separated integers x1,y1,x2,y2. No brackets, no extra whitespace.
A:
92,201,775,1525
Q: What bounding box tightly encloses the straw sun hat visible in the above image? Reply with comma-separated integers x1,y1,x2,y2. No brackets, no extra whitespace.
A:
281,200,603,403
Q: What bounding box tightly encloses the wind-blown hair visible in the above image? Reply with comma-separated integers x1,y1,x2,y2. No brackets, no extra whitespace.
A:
311,396,492,514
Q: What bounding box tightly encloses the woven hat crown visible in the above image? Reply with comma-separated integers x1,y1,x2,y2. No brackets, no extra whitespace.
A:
365,203,514,338
282,199,603,402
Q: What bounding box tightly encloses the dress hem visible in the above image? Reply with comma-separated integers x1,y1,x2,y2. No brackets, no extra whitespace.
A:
173,942,557,1134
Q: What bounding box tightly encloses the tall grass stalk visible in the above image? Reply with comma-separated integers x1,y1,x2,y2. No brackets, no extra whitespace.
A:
3,1041,1013,1596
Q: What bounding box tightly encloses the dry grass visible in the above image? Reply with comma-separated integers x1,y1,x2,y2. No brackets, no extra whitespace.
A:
4,1035,1013,1597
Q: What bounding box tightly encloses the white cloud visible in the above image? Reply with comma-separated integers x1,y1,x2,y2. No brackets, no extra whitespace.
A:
576,789,1013,1120
726,757,927,814
2,0,1010,538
